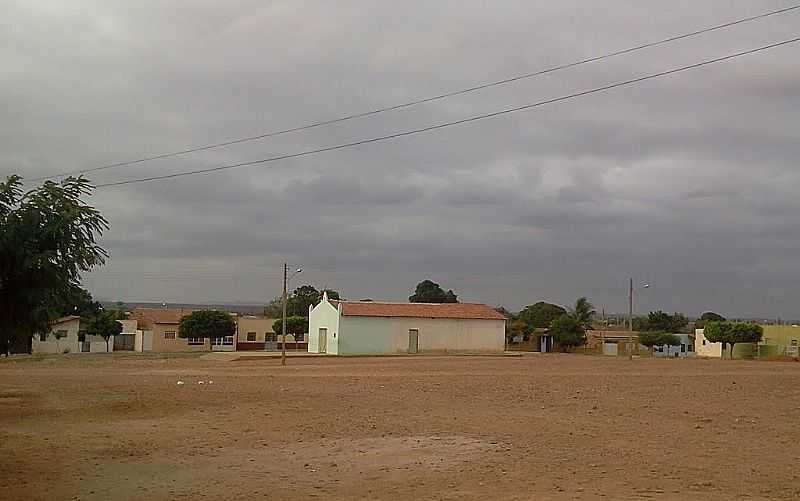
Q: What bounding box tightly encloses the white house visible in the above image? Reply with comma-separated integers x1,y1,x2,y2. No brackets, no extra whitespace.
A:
695,328,723,358
31,315,115,354
652,333,696,358
307,294,506,355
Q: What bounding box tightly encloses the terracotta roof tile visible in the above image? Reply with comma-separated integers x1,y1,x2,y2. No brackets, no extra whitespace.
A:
50,315,81,325
339,302,506,320
130,308,193,326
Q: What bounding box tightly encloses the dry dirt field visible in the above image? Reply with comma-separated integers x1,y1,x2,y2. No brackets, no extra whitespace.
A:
2,353,800,501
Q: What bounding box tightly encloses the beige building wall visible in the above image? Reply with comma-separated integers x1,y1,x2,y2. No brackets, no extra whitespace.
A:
149,323,210,352
338,316,505,355
236,317,276,343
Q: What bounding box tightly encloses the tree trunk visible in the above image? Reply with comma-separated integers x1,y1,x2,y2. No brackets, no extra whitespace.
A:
106,337,110,353
729,343,735,360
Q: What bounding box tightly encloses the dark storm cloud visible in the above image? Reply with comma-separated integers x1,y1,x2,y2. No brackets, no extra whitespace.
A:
3,0,800,317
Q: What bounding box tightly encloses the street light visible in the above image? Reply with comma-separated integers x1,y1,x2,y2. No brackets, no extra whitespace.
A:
281,263,302,366
628,279,651,360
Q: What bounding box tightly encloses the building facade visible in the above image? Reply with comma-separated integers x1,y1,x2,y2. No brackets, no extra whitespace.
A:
235,316,277,351
31,316,116,354
130,308,219,352
308,295,506,355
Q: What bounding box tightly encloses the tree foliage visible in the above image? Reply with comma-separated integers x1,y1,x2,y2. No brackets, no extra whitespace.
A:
549,315,586,351
273,316,308,337
695,311,725,329
571,297,595,329
85,312,123,352
518,302,567,331
55,285,103,318
638,311,689,333
0,175,109,355
704,321,763,359
639,331,681,357
178,310,236,350
264,285,341,317
409,280,458,303
505,318,526,343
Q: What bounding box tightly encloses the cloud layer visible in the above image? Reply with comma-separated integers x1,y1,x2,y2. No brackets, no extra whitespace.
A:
3,1,799,318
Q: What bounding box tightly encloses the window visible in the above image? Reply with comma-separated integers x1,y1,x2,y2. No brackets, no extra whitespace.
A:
39,332,48,342
266,333,277,342
295,332,304,342
223,336,234,345
164,331,176,340
688,343,694,352
681,344,686,353
246,332,256,342
187,337,204,345
702,339,706,346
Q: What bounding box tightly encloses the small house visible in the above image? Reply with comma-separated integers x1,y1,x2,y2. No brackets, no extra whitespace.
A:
308,294,506,355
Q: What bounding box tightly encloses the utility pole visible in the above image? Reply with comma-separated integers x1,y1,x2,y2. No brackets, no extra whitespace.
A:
628,277,634,361
281,262,288,366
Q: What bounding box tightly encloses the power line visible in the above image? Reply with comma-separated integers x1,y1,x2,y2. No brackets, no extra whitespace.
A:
30,4,800,183
94,37,800,189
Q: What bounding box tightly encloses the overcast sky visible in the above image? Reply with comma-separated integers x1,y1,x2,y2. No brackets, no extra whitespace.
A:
3,1,799,318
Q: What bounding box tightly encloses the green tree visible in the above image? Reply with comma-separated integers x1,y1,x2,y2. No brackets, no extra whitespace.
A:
659,333,681,357
695,311,725,329
290,285,322,316
518,302,567,331
571,297,595,329
704,321,732,358
505,318,526,344
0,175,109,355
85,312,123,352
706,321,763,359
264,285,341,317
639,331,665,357
549,315,586,351
272,316,308,337
632,315,650,331
55,285,103,318
409,280,458,303
178,310,236,351
730,323,763,357
641,311,689,333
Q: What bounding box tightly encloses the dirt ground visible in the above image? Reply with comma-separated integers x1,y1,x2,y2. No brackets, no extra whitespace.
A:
2,353,800,501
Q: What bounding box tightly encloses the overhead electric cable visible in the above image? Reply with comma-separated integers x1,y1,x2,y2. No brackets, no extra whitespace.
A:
29,4,800,182
93,37,800,189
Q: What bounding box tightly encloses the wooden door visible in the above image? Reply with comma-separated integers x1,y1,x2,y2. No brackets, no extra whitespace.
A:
408,329,419,354
319,328,328,353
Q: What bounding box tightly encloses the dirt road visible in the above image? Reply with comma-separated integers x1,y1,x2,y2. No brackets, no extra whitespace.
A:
2,353,799,500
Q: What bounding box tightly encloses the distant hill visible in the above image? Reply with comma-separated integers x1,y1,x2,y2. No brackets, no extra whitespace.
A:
102,301,265,315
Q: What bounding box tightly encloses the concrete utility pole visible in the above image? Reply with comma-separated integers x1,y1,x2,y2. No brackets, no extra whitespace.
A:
628,278,634,361
627,279,650,360
280,263,302,367
281,262,288,366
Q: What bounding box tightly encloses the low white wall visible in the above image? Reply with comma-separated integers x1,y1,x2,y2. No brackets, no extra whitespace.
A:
89,338,113,353
695,329,722,358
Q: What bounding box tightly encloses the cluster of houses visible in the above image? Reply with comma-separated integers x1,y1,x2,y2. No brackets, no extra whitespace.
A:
32,293,800,358
32,309,292,354
32,294,508,355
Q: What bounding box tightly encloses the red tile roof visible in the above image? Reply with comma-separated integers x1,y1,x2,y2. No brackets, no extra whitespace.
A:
338,301,506,320
130,308,193,326
50,315,81,325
